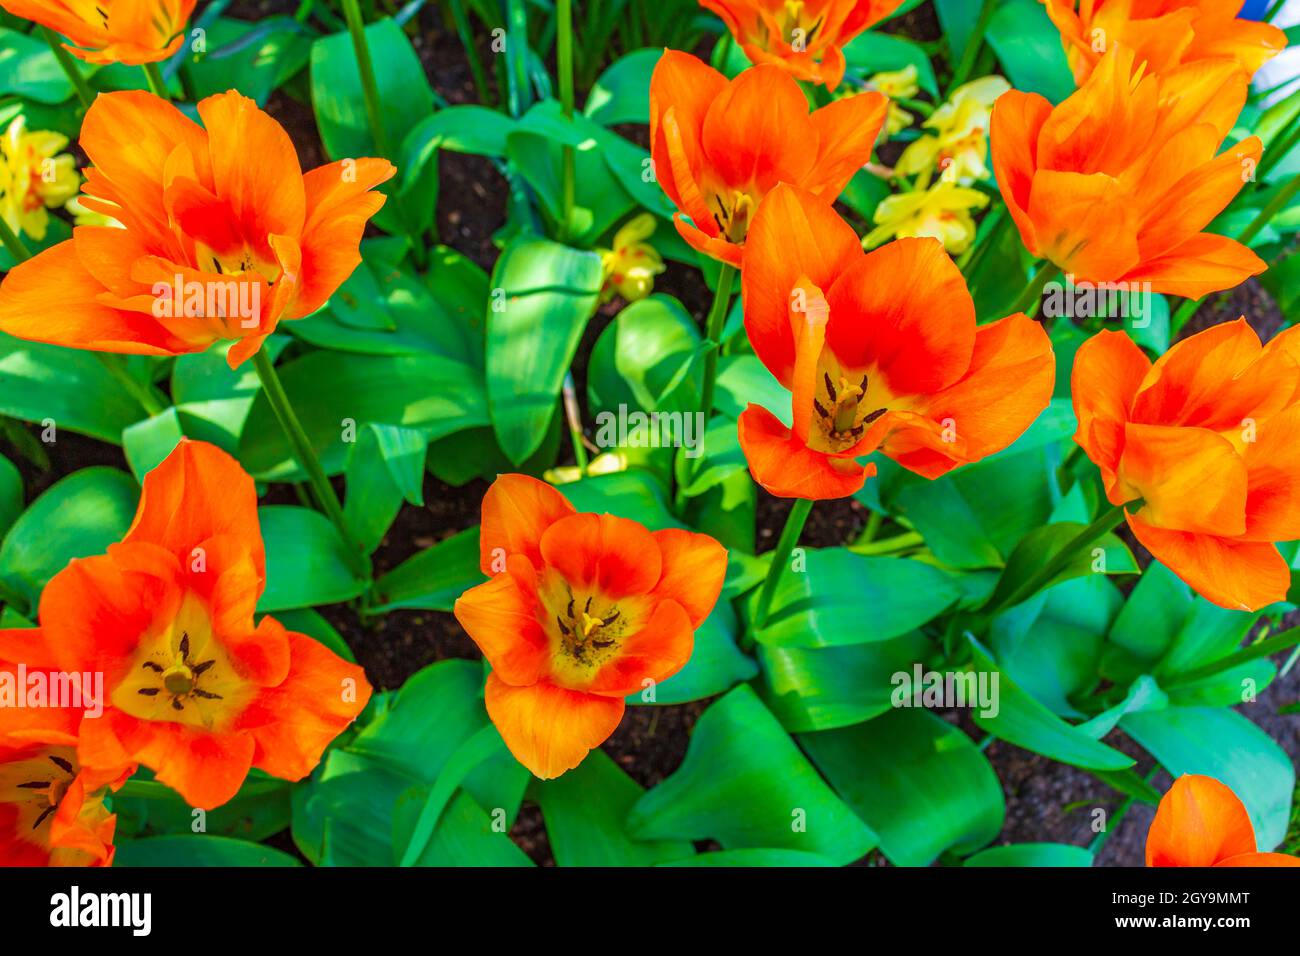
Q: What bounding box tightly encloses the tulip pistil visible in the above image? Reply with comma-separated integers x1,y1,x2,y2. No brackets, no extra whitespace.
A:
136,630,221,713
16,753,75,831
554,592,623,664
813,368,886,450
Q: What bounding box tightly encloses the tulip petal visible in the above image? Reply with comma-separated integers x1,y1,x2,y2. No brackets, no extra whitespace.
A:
1126,511,1288,612
737,402,875,500
1146,774,1259,867
649,50,728,214
540,513,663,600
1242,406,1300,542
1119,232,1265,299
700,64,816,192
1026,169,1140,280
1215,851,1300,867
453,566,551,686
484,674,624,779
806,91,889,199
650,528,728,629
585,598,695,697
1121,423,1248,536
1071,329,1151,500
1137,135,1260,259
991,90,1052,256
478,473,575,574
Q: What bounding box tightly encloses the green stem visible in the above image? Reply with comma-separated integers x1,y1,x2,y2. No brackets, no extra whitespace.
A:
557,0,576,239
849,530,923,556
142,62,170,99
94,354,165,417
0,214,31,263
1167,626,1300,689
449,0,492,107
946,0,997,94
340,0,389,156
1005,260,1059,319
752,498,813,631
1258,113,1300,183
697,263,737,422
562,372,589,473
41,27,95,110
982,501,1127,616
252,348,371,579
1265,0,1288,21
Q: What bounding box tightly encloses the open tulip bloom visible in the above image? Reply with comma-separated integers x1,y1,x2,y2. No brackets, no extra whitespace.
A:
736,183,1055,500
650,50,887,267
0,0,198,64
1072,319,1300,611
0,89,394,369
0,440,371,812
454,475,727,779
991,44,1264,299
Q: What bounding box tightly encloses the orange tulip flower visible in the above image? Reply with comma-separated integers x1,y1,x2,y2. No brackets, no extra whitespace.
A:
1043,0,1286,86
0,439,372,809
736,183,1055,500
649,50,887,266
991,45,1264,300
1147,774,1300,867
0,90,394,369
1072,320,1300,611
453,475,727,779
0,0,198,65
700,0,906,88
0,742,128,867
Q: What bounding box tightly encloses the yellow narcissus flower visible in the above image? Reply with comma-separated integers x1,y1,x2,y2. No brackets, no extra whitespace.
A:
865,180,989,254
863,63,919,137
64,196,122,229
896,75,1010,185
597,213,666,304
0,116,79,242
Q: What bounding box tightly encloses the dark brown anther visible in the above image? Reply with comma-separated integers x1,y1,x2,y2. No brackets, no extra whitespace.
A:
16,781,47,789
179,633,190,660
48,756,73,774
862,407,887,424
584,596,593,613
859,374,869,393
32,806,56,829
824,373,836,402
193,689,222,700
557,616,571,637
171,699,184,711
192,660,215,676
142,661,164,672
138,688,160,696
602,611,621,626
813,399,830,418
566,596,574,618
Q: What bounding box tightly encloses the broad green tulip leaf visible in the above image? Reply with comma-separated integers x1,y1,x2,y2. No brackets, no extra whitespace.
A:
631,601,756,706
181,16,312,104
984,521,1137,613
801,709,1004,866
535,750,694,866
393,789,533,867
122,408,185,482
659,849,834,867
115,771,291,843
684,467,756,554
627,685,877,865
371,526,485,613
115,835,301,867
485,238,602,464
0,454,23,540
343,422,428,553
750,548,960,648
986,0,1075,104
257,506,369,611
584,48,660,125
270,607,356,662
170,337,289,454
964,843,1093,867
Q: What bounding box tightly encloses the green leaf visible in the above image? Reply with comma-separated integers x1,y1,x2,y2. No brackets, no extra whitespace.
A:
0,26,90,103
257,506,369,611
968,636,1135,771
170,337,289,454
270,607,356,662
0,335,152,442
115,771,291,842
486,238,602,464
122,408,185,481
634,601,756,705
750,548,960,648
659,848,834,867
0,453,23,540
343,423,428,553
371,526,485,612
1123,707,1295,851
986,0,1075,104
801,709,1004,866
0,467,138,612
556,470,680,529
986,521,1137,612
842,30,938,95
239,350,487,480
393,789,533,867
536,750,694,865
115,835,301,867
757,631,934,732
584,48,660,125
627,685,877,864
181,16,312,105
964,843,1093,867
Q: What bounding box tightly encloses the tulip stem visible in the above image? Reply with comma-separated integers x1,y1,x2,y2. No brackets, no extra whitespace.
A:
697,262,737,425
557,0,576,240
340,0,389,157
562,372,589,473
946,0,997,94
252,348,371,580
41,28,95,110
1166,625,1300,689
93,354,165,418
142,62,170,100
0,215,32,263
1005,260,1059,320
752,498,813,632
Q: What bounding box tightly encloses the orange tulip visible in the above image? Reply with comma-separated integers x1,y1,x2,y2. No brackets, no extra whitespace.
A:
1147,774,1300,867
736,183,1055,500
0,439,372,809
453,475,727,779
991,45,1264,300
700,0,905,88
0,742,128,867
1043,0,1286,86
649,50,887,266
1072,320,1300,611
0,90,394,369
0,0,198,65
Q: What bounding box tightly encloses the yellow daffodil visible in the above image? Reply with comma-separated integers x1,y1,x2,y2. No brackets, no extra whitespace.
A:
863,63,920,137
896,75,1010,186
597,213,666,304
0,116,79,242
865,180,989,254
64,196,121,229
